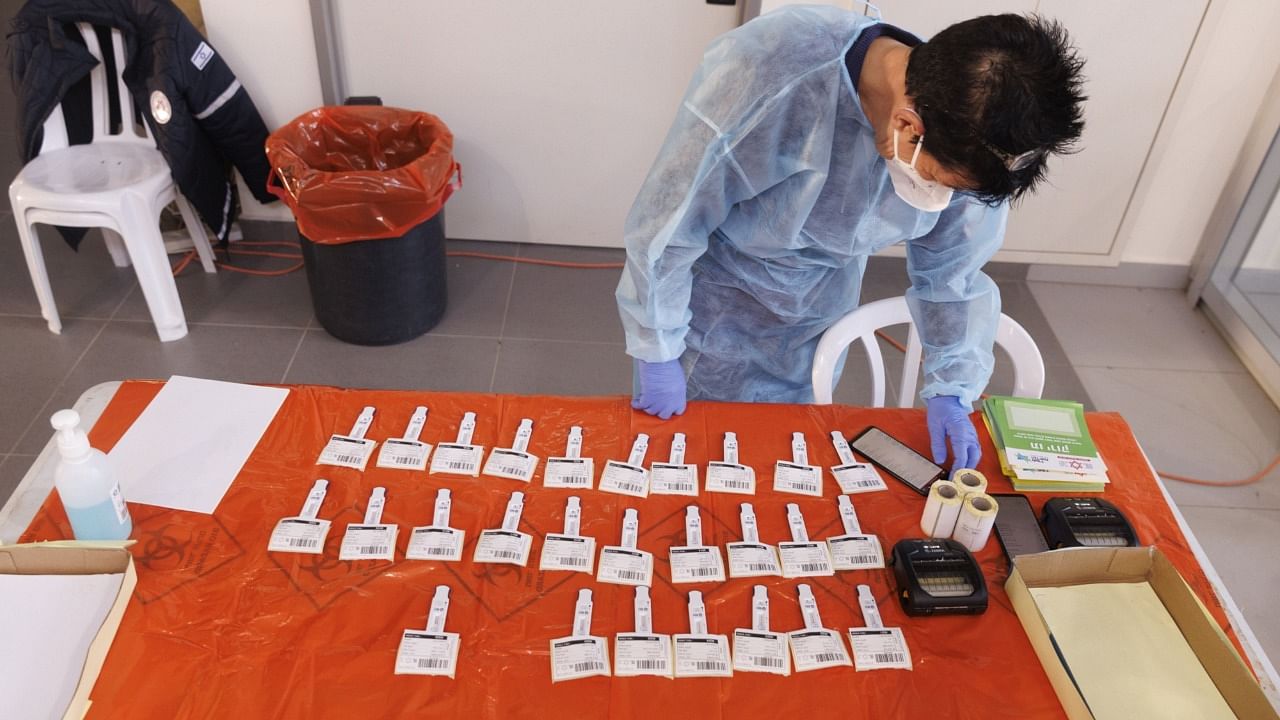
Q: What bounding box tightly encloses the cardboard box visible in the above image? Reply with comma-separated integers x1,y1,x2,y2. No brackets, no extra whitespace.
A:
0,542,136,720
1007,546,1278,720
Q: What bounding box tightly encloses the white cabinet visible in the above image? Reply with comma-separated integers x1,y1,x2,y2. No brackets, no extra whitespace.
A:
335,0,740,246
762,0,1208,264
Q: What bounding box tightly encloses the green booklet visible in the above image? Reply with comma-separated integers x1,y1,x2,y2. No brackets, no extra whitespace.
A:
983,396,1098,459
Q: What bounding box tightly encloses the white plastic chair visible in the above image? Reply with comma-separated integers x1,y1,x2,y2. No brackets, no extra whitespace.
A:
812,295,1046,406
8,23,214,342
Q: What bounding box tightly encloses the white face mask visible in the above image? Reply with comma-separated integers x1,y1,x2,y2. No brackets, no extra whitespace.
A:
887,125,954,212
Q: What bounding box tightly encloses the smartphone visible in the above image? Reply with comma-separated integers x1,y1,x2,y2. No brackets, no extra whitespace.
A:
847,427,944,496
990,493,1051,561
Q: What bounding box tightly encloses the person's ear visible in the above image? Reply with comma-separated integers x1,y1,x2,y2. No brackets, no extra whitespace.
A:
892,107,924,143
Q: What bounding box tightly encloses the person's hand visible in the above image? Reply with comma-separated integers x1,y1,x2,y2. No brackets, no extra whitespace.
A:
632,358,687,420
926,395,981,470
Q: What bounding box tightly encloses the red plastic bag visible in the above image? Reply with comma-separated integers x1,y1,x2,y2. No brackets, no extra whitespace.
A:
266,106,461,244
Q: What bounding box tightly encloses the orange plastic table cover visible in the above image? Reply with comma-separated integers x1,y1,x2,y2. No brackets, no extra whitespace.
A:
18,381,1246,720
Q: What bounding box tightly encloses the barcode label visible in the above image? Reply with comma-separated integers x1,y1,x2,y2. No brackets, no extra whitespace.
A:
706,463,755,495
675,635,732,677
789,629,851,671
615,633,673,677
849,628,912,671
540,535,595,574
545,458,594,489
599,461,650,498
395,631,459,677
832,463,888,494
779,543,834,578
474,530,531,566
376,440,431,471
268,518,331,555
430,444,483,477
339,525,397,561
598,547,653,586
829,535,885,570
671,546,726,584
551,636,611,681
483,449,538,481
728,543,781,578
405,526,464,562
733,630,789,675
774,462,823,497
651,464,698,496
318,435,376,470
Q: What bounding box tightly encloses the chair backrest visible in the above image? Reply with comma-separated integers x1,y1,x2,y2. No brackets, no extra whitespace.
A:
811,295,1046,406
39,24,152,155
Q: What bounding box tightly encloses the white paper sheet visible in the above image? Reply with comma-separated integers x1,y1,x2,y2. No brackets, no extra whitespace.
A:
0,573,124,720
107,376,288,514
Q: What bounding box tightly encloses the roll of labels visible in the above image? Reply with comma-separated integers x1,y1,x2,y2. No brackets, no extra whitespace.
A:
919,470,999,552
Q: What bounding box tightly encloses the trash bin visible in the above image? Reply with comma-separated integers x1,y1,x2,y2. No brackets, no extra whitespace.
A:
266,105,461,345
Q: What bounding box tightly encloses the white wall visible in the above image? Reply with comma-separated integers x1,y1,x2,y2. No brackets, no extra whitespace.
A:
201,0,323,222
1117,0,1280,266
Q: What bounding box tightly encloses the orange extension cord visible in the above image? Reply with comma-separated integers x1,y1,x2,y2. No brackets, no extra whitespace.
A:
172,246,1278,488
171,246,625,277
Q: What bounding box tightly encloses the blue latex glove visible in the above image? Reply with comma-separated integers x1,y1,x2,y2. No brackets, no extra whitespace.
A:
632,358,687,420
927,395,981,470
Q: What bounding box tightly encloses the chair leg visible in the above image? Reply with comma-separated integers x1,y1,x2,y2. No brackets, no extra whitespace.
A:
13,216,63,334
121,200,188,341
102,228,132,268
174,194,216,274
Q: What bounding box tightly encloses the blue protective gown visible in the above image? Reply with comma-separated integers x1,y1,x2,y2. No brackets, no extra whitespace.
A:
616,6,1006,406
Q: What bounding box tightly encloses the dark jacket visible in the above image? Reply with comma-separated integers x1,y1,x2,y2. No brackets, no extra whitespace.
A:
7,0,276,247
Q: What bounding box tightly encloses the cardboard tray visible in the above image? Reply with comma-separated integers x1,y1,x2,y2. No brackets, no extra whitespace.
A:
0,542,136,720
1007,546,1277,720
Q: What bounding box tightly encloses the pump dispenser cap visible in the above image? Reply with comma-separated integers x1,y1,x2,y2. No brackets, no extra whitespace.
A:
51,409,91,462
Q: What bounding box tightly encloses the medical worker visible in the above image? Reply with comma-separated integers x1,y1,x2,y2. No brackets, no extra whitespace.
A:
616,7,1085,470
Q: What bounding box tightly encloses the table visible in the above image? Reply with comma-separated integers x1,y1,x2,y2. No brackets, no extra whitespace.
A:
2,380,1277,719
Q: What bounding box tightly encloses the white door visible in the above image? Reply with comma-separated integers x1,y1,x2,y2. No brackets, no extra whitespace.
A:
335,0,741,247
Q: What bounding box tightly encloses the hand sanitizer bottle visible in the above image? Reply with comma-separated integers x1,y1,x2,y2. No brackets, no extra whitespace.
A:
51,409,132,540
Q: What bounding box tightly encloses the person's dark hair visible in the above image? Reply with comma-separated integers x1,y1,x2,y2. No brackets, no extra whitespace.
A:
905,14,1086,204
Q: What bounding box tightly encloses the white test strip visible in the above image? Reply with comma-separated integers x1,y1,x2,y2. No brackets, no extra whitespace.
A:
621,508,639,549
740,503,760,543
433,489,452,527
687,591,709,635
364,487,386,524
724,433,740,464
787,503,809,543
752,585,770,633
857,585,884,630
350,406,375,439
628,434,650,466
512,418,533,452
563,496,582,536
426,586,451,633
301,479,328,520
573,588,594,638
798,584,824,630
669,433,687,464
838,495,862,535
791,432,809,465
686,506,703,547
456,412,477,444
635,586,653,634
502,492,525,531
565,426,583,458
831,432,856,465
404,406,428,441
